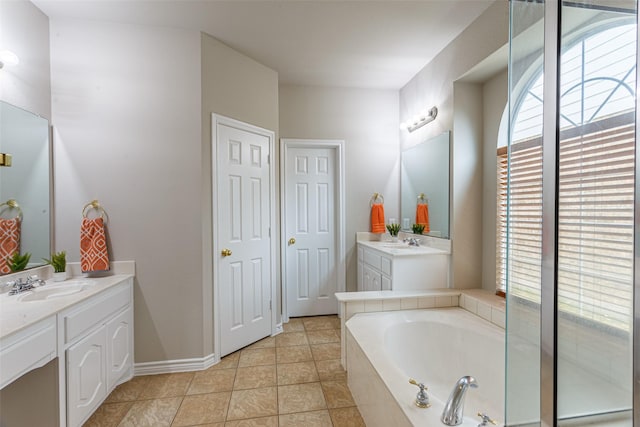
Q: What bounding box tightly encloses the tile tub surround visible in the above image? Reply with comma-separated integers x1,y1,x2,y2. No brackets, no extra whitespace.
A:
84,315,365,427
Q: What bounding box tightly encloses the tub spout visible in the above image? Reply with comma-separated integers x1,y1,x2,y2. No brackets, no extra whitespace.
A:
441,376,478,426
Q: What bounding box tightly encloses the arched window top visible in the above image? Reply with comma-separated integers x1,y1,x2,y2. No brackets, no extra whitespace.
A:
501,22,636,147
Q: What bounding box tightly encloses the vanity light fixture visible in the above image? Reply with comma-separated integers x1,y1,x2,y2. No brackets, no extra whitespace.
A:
403,106,438,132
0,50,19,69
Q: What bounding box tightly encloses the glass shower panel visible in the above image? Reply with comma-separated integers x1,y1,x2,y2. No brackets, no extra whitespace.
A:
557,1,636,424
505,1,545,425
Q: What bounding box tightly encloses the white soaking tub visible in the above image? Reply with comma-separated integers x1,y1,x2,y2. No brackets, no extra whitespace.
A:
346,308,505,427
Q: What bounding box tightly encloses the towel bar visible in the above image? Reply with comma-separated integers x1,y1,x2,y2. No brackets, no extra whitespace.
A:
0,199,23,220
82,200,109,223
370,192,384,206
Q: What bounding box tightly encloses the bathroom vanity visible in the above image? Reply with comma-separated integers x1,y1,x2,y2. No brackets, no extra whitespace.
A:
0,264,134,427
356,236,450,291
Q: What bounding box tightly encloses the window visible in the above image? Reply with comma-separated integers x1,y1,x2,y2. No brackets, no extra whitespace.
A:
497,23,636,331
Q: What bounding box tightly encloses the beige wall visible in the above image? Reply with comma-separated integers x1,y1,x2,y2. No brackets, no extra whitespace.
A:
0,0,51,120
399,0,509,290
482,70,508,292
50,19,203,363
279,85,399,292
200,33,279,353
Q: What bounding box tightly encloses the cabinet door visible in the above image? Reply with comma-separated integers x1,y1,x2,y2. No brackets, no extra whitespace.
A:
381,275,392,291
363,265,382,291
67,326,107,427
106,307,133,390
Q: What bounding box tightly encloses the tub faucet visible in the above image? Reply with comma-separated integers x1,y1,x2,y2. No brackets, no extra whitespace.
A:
441,376,478,426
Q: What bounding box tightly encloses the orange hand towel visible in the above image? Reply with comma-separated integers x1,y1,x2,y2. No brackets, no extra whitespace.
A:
371,203,386,234
80,217,110,273
0,218,20,274
416,204,430,233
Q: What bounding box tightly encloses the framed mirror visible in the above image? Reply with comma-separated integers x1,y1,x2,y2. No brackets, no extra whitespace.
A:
0,101,51,274
400,131,450,239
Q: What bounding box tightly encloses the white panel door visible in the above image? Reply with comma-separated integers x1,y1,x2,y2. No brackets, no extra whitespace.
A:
285,147,338,316
217,122,272,356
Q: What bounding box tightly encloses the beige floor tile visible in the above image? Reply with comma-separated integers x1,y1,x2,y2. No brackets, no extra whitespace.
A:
210,352,241,370
246,336,276,349
226,386,278,421
138,373,194,399
277,361,319,385
118,397,182,427
282,319,305,333
306,329,340,344
329,406,366,427
303,316,340,331
171,392,231,426
224,416,278,426
321,380,356,408
83,401,132,427
275,331,309,347
105,376,150,403
310,343,341,361
234,365,277,390
276,345,313,364
187,368,236,395
277,383,327,414
315,359,347,382
278,410,333,427
238,348,276,367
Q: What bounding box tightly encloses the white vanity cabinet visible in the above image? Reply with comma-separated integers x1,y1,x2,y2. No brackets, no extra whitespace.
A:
357,242,449,291
61,278,134,427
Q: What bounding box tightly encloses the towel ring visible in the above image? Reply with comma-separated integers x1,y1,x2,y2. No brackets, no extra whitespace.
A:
0,199,23,220
82,199,109,223
417,193,428,205
370,192,384,206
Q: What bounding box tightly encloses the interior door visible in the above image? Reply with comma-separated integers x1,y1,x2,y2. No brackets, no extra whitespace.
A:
284,145,338,316
216,120,272,357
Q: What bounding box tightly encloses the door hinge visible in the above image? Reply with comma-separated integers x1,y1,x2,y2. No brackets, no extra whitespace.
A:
267,154,270,164
269,300,272,310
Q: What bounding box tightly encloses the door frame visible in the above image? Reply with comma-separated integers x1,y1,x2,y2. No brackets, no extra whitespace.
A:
280,138,346,322
211,113,277,360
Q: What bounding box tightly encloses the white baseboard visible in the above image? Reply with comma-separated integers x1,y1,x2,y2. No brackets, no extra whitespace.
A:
134,353,217,376
273,322,283,335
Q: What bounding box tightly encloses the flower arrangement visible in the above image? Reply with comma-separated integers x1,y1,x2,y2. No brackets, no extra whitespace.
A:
386,223,401,237
412,224,425,235
8,252,31,272
43,250,67,273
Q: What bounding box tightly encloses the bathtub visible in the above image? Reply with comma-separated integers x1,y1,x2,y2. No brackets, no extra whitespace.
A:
346,308,505,427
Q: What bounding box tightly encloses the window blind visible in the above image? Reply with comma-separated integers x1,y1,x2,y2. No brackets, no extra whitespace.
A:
497,113,634,331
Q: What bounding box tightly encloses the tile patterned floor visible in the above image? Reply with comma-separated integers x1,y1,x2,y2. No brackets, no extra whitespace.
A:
85,315,365,427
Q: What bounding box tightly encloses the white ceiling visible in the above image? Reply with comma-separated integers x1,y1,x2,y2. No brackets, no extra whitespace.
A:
32,0,495,90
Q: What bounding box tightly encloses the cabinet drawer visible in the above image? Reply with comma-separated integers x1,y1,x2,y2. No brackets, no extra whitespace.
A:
0,316,56,390
363,249,381,270
64,284,131,344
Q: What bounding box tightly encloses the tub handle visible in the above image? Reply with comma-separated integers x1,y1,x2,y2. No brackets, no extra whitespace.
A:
408,378,431,408
477,412,497,426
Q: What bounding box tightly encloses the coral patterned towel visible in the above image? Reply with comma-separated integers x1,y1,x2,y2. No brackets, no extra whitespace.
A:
80,217,110,272
371,203,386,234
0,218,20,274
416,204,430,233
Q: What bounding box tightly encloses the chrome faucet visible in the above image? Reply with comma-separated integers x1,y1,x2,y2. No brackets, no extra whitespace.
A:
403,237,420,246
5,275,45,295
441,376,478,426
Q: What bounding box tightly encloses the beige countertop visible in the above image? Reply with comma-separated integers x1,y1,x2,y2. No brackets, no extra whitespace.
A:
0,262,134,340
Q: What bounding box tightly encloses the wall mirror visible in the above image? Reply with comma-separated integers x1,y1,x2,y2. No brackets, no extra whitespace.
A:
400,131,450,239
0,100,51,274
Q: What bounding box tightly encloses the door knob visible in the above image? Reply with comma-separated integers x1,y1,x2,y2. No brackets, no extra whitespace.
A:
288,238,296,245
221,248,232,257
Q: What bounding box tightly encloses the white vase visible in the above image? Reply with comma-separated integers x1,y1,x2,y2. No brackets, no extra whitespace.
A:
53,271,67,282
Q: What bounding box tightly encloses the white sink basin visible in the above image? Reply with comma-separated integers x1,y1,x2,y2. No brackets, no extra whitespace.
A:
17,280,95,302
